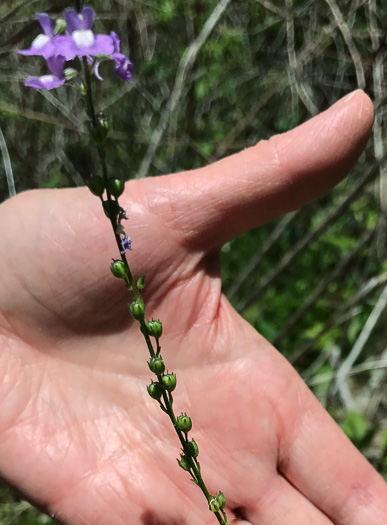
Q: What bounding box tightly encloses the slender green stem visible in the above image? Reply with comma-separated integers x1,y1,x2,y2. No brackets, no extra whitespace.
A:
158,385,225,524
82,58,138,296
81,59,227,525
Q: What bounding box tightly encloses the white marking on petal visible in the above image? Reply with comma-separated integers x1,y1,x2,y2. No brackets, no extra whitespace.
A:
72,29,94,49
31,34,50,50
40,75,56,84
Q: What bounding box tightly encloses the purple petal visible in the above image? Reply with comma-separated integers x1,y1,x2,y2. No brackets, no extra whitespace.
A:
113,54,133,82
25,74,66,90
110,31,121,53
38,13,54,37
18,36,56,59
119,234,133,254
93,34,114,55
65,8,82,32
46,55,66,77
53,35,77,60
82,7,95,30
65,33,114,57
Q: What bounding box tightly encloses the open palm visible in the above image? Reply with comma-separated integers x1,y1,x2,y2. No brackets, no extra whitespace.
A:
0,91,386,525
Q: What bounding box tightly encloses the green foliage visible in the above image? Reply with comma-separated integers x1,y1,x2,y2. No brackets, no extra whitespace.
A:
0,481,57,524
342,411,368,441
341,411,380,463
159,0,177,23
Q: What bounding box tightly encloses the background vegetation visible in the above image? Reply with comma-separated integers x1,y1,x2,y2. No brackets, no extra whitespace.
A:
0,0,386,522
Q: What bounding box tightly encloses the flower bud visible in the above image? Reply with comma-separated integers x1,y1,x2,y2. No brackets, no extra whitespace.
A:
107,178,125,198
177,454,191,472
137,274,145,290
64,68,78,81
146,319,163,338
54,18,67,34
129,300,145,320
148,356,165,375
110,259,127,279
88,176,105,197
91,113,109,145
147,382,162,401
176,413,192,433
161,373,176,392
187,439,199,458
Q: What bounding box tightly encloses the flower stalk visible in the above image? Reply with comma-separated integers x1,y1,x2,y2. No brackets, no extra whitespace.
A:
19,5,228,523
81,45,228,525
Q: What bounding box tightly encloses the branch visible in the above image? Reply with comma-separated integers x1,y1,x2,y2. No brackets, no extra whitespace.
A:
0,123,16,197
334,284,387,408
285,0,318,116
307,356,387,387
324,0,365,88
290,271,387,364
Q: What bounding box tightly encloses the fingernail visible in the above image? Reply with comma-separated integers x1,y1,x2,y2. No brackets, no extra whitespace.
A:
340,89,364,104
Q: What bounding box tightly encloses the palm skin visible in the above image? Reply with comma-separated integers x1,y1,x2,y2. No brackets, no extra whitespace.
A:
0,91,386,525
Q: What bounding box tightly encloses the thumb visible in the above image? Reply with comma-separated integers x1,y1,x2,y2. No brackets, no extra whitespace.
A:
151,90,373,251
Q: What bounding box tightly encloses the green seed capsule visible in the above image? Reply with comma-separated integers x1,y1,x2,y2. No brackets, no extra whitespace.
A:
148,356,165,375
146,319,163,338
110,260,127,279
209,497,221,513
129,300,145,320
91,113,109,145
215,491,226,510
107,178,125,198
102,199,120,219
177,454,191,472
161,373,176,392
147,382,162,401
176,413,192,433
137,274,145,290
187,439,199,458
88,176,105,197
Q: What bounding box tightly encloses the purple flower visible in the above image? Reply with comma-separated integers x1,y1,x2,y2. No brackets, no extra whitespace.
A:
110,32,133,82
18,13,56,59
24,55,66,90
119,234,133,254
93,32,133,82
55,6,113,60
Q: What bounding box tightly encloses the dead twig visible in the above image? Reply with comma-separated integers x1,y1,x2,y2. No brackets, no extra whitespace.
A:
0,123,16,197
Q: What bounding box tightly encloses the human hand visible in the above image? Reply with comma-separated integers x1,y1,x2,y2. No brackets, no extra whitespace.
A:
0,90,385,525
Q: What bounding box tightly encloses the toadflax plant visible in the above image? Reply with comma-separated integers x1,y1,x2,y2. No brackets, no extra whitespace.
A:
18,4,228,525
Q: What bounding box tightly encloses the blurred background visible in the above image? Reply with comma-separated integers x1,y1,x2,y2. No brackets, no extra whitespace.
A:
0,0,386,522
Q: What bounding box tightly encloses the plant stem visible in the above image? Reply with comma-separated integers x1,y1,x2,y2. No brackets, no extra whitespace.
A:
81,59,227,525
